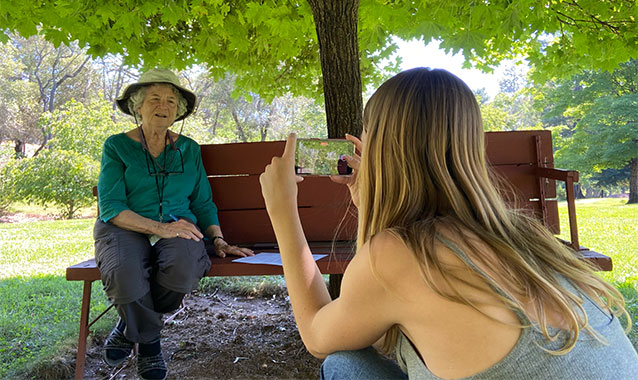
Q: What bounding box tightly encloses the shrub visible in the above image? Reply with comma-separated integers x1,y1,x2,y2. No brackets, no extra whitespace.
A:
0,161,16,216
12,150,98,219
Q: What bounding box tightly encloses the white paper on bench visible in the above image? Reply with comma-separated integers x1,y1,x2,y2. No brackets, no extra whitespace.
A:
232,252,327,266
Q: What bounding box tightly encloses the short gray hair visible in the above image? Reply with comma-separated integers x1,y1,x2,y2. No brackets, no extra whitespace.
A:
127,84,188,121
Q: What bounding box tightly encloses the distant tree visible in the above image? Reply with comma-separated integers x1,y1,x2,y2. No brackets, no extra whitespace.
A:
480,101,514,131
185,73,279,143
480,88,541,132
94,55,137,110
572,95,638,203
43,98,129,161
473,87,490,105
0,50,41,157
267,93,327,140
591,168,630,197
0,33,99,155
8,98,126,217
536,60,638,203
184,72,326,144
498,64,526,94
0,144,16,214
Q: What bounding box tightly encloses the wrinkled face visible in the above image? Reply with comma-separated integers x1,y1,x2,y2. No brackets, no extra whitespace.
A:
137,84,178,129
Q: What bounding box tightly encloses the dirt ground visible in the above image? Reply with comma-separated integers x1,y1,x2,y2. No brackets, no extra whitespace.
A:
1,211,321,380
79,288,323,380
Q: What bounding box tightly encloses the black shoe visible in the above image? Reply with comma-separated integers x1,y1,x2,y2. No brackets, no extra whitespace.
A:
137,350,168,380
103,320,134,366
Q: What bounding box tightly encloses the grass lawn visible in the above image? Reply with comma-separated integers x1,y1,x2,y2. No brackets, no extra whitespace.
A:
0,218,113,378
0,198,636,378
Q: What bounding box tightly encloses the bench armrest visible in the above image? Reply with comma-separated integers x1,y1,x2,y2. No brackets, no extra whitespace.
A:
534,167,578,182
534,167,580,251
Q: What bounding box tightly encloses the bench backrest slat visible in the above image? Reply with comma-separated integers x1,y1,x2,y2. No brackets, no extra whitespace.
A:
485,130,554,166
208,176,352,210
93,131,560,245
201,141,286,175
200,130,559,244
218,207,357,245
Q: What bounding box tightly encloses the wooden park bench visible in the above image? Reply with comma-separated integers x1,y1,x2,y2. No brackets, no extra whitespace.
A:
66,129,611,379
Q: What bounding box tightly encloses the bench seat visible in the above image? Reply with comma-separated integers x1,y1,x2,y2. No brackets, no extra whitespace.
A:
67,243,354,281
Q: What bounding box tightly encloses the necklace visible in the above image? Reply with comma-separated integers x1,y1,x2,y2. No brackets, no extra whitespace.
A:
138,127,177,223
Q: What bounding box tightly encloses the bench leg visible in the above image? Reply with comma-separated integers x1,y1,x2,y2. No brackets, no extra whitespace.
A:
75,280,92,380
328,274,343,299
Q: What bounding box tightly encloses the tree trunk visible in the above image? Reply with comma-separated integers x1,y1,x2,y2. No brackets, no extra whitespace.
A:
575,183,585,199
260,121,269,142
33,127,48,157
307,0,362,138
231,109,247,142
14,140,26,158
628,158,638,204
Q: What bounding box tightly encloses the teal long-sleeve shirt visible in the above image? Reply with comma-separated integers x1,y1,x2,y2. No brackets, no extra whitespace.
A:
97,133,219,231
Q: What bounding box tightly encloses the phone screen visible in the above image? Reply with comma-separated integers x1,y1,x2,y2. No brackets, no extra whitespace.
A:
295,139,354,176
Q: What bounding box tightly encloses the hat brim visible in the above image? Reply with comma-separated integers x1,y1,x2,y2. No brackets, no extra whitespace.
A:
116,82,196,122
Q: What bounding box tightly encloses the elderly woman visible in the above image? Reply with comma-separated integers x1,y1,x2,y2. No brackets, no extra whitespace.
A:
94,68,253,380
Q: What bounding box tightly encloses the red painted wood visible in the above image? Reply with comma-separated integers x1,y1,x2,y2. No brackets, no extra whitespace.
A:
66,243,356,281
209,175,352,210
485,130,554,166
491,165,557,199
218,206,357,245
74,282,92,379
201,141,285,175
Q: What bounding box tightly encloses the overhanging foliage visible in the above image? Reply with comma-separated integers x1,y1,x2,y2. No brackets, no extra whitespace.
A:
1,0,636,101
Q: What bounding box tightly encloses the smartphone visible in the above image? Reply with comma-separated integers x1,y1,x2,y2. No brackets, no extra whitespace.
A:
295,139,354,176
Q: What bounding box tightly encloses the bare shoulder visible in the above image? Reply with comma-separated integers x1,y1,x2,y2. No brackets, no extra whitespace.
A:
340,231,413,296
365,229,485,297
368,230,413,266
364,230,434,296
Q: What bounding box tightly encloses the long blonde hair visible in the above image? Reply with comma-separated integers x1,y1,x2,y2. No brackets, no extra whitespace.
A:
357,68,629,354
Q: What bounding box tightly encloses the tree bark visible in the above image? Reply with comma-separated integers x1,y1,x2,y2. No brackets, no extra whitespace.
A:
575,183,585,199
307,0,362,138
628,158,638,204
14,140,26,158
231,109,247,142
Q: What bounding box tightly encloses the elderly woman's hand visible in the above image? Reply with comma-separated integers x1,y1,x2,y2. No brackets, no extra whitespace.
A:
158,219,204,241
213,238,254,258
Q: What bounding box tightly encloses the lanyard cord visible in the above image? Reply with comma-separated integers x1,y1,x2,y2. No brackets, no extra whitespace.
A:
138,126,171,223
134,114,185,223
155,173,166,223
138,127,178,171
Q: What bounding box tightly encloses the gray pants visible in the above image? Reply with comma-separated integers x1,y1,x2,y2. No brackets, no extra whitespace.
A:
94,220,211,343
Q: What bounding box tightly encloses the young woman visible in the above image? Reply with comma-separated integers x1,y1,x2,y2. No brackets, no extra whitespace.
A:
259,68,637,379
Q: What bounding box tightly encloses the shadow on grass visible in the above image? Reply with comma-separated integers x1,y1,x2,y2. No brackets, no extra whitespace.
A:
0,274,112,379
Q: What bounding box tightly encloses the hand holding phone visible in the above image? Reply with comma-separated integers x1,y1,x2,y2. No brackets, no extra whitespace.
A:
328,134,362,207
295,139,354,176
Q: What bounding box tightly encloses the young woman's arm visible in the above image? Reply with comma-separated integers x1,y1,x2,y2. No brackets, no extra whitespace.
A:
260,134,396,358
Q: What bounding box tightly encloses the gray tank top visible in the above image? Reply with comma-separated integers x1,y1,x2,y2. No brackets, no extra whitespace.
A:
396,237,638,379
